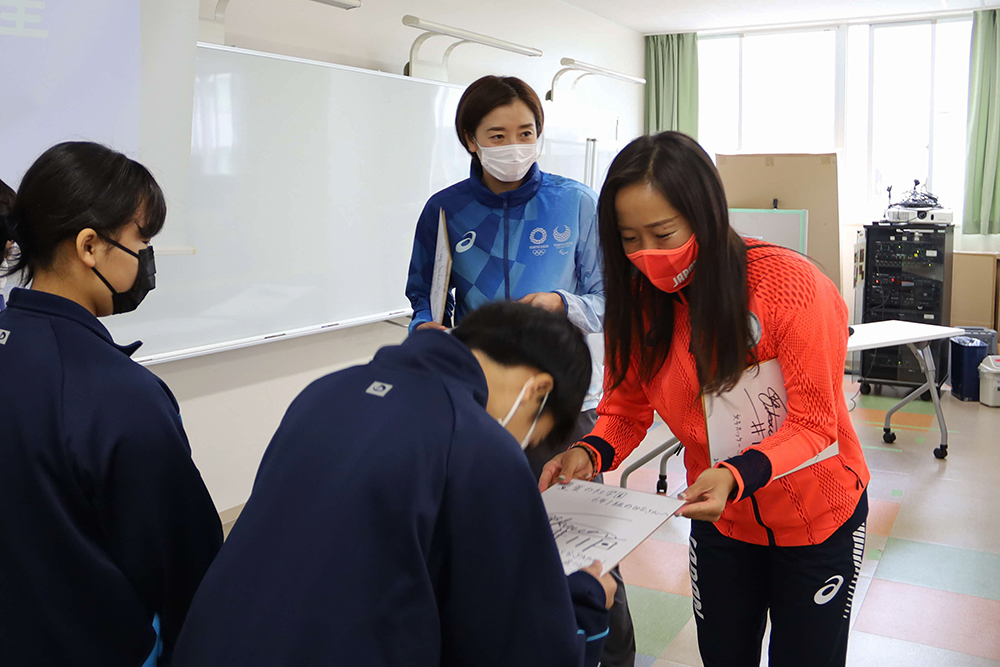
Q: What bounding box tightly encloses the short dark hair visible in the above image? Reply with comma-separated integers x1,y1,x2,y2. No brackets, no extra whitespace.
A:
0,142,166,284
452,301,590,446
455,76,544,158
599,131,751,396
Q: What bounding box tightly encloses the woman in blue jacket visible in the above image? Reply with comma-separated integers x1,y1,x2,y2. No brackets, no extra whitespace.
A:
0,142,223,666
406,75,635,667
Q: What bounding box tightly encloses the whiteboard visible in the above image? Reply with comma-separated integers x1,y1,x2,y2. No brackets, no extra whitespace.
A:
103,44,470,364
729,208,809,253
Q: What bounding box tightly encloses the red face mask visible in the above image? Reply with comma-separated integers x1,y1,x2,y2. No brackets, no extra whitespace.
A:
627,235,698,293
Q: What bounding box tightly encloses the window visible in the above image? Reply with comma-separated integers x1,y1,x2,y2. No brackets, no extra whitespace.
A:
698,18,972,221
698,36,739,161
741,30,837,152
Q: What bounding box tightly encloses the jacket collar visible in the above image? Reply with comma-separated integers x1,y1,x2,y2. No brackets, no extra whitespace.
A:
6,288,143,357
467,161,543,209
372,330,488,408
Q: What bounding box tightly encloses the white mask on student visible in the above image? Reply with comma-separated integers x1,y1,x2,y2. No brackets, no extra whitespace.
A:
498,375,550,450
476,139,541,183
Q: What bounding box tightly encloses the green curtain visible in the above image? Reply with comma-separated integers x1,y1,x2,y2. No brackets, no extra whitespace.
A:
964,9,1000,235
644,33,699,137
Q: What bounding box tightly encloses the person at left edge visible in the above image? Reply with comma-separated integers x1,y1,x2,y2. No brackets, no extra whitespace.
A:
0,178,15,309
0,142,223,666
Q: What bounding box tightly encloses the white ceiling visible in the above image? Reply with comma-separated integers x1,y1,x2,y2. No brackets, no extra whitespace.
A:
561,0,989,34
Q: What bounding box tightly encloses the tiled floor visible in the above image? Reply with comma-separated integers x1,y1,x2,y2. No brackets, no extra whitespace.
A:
608,379,1000,666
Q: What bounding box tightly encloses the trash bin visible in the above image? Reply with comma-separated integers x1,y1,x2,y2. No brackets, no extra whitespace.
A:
951,337,989,401
959,326,999,355
981,356,1000,408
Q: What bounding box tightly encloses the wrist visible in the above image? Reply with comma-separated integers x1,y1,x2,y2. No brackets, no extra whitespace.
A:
569,443,598,481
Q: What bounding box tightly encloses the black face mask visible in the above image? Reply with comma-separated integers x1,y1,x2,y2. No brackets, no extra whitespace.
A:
91,235,156,315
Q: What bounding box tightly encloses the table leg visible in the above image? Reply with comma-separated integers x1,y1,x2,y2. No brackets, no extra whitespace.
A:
909,342,949,459
619,437,681,490
882,342,948,458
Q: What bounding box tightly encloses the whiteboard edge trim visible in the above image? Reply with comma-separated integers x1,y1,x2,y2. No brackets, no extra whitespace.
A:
197,42,466,90
136,308,411,367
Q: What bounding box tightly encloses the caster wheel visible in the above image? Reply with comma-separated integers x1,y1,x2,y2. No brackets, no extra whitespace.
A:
934,446,948,460
656,478,668,495
860,383,872,395
921,390,932,402
883,431,897,444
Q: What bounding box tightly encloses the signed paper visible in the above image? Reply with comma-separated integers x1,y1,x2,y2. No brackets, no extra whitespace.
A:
704,359,837,475
542,481,684,576
429,208,452,325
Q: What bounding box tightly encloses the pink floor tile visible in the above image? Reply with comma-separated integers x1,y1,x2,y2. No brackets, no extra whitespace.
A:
620,538,693,598
867,499,902,537
855,579,1000,661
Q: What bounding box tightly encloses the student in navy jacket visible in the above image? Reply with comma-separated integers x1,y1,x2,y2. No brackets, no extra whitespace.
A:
0,143,223,666
172,302,614,667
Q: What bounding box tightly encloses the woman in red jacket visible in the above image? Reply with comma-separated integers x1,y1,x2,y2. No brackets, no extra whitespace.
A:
540,132,870,667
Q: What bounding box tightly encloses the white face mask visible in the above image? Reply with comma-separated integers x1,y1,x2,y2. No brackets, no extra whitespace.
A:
498,375,551,450
476,139,541,183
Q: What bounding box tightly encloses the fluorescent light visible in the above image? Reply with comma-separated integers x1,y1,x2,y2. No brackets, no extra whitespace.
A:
402,15,542,57
559,58,646,85
310,0,362,9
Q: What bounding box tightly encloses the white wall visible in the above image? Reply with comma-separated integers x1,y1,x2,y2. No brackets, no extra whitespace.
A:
199,0,646,140
142,0,644,512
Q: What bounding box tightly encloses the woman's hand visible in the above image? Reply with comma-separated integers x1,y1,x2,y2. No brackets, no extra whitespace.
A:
676,467,737,522
416,321,448,331
518,292,566,313
538,447,594,492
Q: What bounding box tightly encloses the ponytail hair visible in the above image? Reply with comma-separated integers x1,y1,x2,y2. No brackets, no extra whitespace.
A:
0,178,16,281
1,142,166,284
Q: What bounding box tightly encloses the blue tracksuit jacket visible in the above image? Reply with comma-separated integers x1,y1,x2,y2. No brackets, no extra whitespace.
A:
406,163,605,408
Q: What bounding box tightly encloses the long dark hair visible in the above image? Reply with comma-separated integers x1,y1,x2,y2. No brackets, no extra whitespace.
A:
0,142,166,284
599,132,751,395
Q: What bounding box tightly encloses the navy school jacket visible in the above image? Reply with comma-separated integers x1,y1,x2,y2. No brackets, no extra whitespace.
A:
171,330,610,666
0,289,223,666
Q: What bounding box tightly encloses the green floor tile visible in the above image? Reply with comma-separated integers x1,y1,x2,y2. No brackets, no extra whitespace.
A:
862,445,902,453
876,538,1000,602
857,394,939,415
868,548,883,561
624,584,693,657
890,489,904,497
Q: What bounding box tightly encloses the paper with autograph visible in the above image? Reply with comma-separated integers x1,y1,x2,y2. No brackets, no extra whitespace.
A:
704,359,838,475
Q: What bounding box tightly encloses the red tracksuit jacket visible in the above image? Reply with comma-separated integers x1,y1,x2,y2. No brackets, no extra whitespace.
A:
583,242,870,547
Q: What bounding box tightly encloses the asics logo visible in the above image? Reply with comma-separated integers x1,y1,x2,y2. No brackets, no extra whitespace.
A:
455,231,476,253
814,575,845,605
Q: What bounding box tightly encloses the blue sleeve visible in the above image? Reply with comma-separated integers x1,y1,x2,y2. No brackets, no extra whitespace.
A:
568,571,612,665
439,406,609,666
91,383,223,662
405,201,455,332
555,190,605,334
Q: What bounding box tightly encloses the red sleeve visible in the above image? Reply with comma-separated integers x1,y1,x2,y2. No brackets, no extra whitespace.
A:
585,353,655,473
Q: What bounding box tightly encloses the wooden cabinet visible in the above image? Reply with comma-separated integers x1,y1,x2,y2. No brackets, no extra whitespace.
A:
951,251,1000,331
